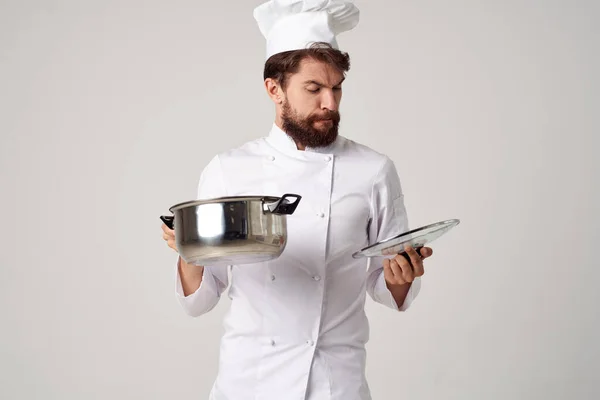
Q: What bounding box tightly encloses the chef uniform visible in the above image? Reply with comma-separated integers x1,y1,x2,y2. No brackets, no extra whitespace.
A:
175,1,422,399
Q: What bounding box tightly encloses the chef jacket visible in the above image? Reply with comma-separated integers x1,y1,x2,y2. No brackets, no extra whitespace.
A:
175,123,421,400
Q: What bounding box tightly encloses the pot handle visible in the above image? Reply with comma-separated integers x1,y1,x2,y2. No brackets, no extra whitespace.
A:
265,194,302,215
160,215,175,230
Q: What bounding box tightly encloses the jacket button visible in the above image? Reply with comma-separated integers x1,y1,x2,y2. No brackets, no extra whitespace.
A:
270,274,276,281
267,155,275,161
313,275,321,281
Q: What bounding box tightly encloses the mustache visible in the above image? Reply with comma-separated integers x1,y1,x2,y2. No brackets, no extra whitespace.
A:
309,110,340,122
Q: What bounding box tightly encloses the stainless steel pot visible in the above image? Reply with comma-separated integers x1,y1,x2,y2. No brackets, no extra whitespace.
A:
160,194,301,267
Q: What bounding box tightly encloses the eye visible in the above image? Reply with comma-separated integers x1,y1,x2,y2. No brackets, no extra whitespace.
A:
307,87,320,93
333,87,342,92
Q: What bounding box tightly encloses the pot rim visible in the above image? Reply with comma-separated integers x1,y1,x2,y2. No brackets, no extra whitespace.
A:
168,195,282,213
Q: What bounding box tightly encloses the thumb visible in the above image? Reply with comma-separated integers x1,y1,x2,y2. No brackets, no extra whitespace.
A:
420,247,433,258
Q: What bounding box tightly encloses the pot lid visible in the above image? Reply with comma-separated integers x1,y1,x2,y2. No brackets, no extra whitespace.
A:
352,219,460,258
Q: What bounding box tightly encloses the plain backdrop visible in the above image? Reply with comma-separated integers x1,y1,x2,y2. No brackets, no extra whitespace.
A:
1,0,598,399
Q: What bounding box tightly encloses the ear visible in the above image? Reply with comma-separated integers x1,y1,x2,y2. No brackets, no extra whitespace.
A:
265,78,284,105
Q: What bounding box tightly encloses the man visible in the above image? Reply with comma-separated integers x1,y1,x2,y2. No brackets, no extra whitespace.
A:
161,1,433,399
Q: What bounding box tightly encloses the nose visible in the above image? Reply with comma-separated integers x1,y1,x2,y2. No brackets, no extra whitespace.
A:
320,90,338,112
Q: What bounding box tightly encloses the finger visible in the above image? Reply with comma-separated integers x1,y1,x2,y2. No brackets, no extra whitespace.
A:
390,258,409,284
406,247,425,277
412,256,425,277
161,223,175,234
405,246,422,266
395,253,415,282
167,240,178,251
419,247,433,259
383,258,395,283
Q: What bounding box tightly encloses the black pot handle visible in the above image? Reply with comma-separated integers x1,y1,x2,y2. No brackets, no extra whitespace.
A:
265,194,302,215
160,215,175,230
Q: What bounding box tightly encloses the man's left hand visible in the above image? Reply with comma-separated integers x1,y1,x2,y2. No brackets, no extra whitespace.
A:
383,246,433,286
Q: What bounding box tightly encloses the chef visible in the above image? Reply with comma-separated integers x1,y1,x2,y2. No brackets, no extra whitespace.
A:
161,1,433,399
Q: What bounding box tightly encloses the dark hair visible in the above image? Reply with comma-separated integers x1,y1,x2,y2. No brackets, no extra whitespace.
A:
263,42,351,90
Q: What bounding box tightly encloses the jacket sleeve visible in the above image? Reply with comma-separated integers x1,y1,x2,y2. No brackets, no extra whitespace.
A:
366,156,421,311
174,155,231,317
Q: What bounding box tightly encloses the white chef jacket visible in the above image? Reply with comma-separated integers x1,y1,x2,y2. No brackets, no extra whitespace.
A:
175,123,421,400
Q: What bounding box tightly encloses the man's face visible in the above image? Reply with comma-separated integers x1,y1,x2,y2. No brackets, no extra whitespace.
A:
280,58,344,149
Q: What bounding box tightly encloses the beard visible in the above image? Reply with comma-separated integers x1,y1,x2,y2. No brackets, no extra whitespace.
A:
281,101,341,149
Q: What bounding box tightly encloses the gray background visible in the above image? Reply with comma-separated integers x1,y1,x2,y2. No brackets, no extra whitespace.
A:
1,0,598,399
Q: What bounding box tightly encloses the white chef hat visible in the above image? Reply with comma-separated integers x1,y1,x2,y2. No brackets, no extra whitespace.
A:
254,0,360,60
